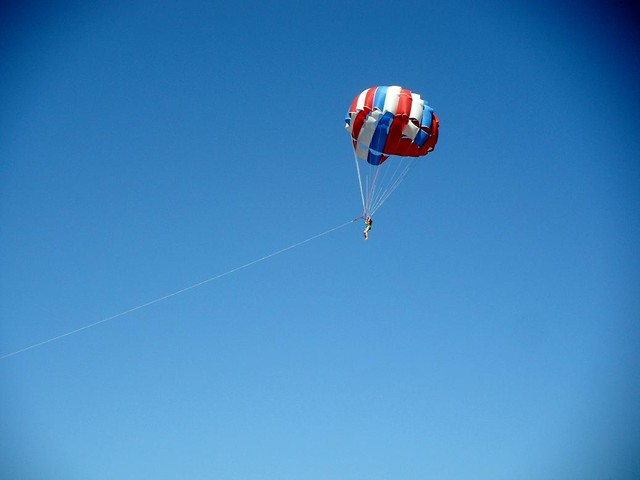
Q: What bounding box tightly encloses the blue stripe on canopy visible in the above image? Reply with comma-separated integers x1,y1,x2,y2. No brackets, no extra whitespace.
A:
414,108,434,147
414,129,429,147
421,106,433,129
367,150,384,165
368,111,394,163
372,86,388,111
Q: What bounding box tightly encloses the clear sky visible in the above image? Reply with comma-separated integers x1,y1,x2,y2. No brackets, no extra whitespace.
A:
1,1,639,478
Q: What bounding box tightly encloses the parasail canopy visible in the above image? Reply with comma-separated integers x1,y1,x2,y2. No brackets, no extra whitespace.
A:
345,86,439,217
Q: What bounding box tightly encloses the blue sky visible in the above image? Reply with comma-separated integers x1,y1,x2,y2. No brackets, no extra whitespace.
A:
1,1,639,478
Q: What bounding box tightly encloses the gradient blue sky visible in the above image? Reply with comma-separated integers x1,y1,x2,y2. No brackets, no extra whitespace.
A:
1,1,639,478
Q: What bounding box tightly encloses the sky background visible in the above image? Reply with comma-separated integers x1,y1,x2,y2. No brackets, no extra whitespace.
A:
1,1,639,478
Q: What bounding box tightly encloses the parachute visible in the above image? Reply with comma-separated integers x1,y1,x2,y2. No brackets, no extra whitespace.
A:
345,86,439,218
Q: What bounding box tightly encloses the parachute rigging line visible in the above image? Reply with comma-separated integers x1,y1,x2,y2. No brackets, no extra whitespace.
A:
0,219,356,360
369,156,421,216
353,149,366,214
354,150,421,218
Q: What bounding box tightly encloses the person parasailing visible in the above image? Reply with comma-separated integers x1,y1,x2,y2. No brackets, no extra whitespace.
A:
363,216,373,240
